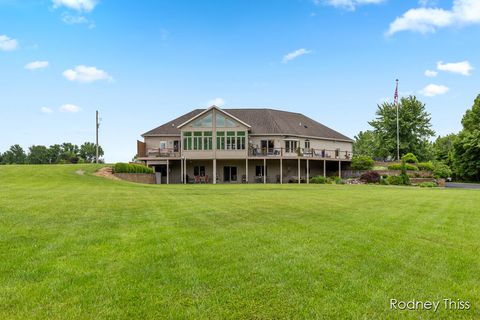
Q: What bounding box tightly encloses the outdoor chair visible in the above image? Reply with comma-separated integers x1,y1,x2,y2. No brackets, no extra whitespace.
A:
194,175,200,183
205,175,209,184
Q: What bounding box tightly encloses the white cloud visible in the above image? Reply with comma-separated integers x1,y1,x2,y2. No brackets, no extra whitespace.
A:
60,104,81,113
62,65,112,83
387,0,480,35
420,84,449,97
52,0,98,12
0,35,18,51
25,61,49,70
424,69,438,77
207,98,225,107
437,60,473,76
61,13,95,28
314,0,384,10
282,48,312,63
40,107,53,114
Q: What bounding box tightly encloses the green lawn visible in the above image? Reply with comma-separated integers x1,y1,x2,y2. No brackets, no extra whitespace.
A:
1,165,479,319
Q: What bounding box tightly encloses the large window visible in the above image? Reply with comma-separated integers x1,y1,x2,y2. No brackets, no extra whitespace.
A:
217,131,246,151
304,139,310,149
193,131,203,150
226,131,236,150
184,131,213,151
216,114,237,127
203,131,213,150
193,166,205,176
216,131,225,150
192,113,212,127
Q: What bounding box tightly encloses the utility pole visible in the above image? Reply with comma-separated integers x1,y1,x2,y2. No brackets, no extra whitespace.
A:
394,79,400,161
96,110,100,164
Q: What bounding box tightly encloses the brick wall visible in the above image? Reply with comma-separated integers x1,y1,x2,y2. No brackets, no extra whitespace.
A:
114,173,155,184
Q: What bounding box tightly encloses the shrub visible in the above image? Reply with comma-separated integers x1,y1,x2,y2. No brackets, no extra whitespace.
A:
433,162,452,179
332,176,344,184
114,162,153,174
417,162,434,171
419,182,437,188
386,175,403,185
360,171,380,184
401,153,418,163
310,176,328,184
400,172,411,185
388,163,418,171
351,156,374,170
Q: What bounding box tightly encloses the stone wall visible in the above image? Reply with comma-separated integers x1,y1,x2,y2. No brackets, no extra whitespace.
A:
114,173,156,184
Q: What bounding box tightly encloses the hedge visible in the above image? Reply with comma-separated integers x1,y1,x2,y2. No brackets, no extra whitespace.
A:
351,156,374,170
114,163,153,174
387,163,418,171
401,153,418,163
417,162,434,171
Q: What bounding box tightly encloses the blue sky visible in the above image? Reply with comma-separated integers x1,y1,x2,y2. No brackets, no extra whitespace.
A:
1,0,479,162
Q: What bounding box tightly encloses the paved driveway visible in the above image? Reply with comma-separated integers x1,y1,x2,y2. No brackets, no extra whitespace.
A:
445,182,480,189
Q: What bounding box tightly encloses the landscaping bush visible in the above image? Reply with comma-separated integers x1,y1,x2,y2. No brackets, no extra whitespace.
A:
419,181,437,188
332,176,344,184
351,156,374,170
114,163,153,174
417,162,434,171
310,176,328,184
433,162,452,179
387,163,418,171
401,153,418,163
386,175,404,185
359,171,380,184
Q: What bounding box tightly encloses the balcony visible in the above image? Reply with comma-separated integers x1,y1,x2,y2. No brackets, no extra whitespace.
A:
248,147,352,160
145,148,181,158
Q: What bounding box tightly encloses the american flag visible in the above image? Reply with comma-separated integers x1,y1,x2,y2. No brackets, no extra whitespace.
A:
394,79,399,105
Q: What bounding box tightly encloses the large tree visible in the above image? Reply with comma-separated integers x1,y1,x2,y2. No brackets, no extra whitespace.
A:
79,142,104,163
27,145,50,164
433,134,457,167
353,130,382,158
1,145,27,164
368,96,435,161
453,95,480,181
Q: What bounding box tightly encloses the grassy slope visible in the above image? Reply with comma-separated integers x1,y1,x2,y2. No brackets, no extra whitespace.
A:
0,165,479,319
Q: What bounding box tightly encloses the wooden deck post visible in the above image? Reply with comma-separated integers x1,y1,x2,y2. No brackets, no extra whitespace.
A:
298,158,301,184
263,158,266,184
280,158,283,184
184,158,187,184
166,159,169,184
323,159,326,178
213,159,216,184
338,161,342,179
307,159,309,184
245,158,249,183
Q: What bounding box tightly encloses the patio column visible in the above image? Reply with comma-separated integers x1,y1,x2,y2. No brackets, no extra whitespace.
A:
307,159,309,184
263,158,266,184
323,159,326,178
166,159,169,184
280,158,283,184
298,158,301,184
245,158,249,183
338,161,342,179
184,158,187,184
213,159,216,184
180,158,183,184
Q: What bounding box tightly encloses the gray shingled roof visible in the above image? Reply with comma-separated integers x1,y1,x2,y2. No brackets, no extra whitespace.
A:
142,108,352,141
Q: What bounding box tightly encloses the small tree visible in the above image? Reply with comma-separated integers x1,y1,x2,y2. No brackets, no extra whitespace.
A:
27,145,50,164
80,142,104,163
401,153,418,164
2,145,27,164
351,155,374,170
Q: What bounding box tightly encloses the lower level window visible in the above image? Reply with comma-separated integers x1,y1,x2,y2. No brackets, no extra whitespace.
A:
194,166,205,176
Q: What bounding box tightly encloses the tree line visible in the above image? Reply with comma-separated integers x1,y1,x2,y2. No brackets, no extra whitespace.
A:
354,94,480,181
0,142,104,165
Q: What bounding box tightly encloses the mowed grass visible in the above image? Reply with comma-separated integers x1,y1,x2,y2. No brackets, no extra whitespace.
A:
0,165,479,319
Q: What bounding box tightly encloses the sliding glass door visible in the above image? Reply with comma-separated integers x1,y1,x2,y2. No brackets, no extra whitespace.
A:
223,166,237,182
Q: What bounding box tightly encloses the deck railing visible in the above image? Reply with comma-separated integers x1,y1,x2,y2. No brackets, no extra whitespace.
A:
146,148,181,158
248,147,352,160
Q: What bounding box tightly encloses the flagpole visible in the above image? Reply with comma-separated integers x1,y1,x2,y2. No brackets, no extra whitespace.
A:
395,79,400,161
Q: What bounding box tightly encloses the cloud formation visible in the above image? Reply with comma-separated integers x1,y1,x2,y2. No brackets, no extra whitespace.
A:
207,98,225,107
41,107,53,114
424,70,438,77
387,0,480,35
420,84,449,97
63,65,112,83
437,60,473,76
60,104,81,113
52,0,98,12
282,48,312,63
0,35,18,51
314,0,384,10
25,61,49,70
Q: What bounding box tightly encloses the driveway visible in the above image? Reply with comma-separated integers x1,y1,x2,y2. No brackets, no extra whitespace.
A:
445,182,480,189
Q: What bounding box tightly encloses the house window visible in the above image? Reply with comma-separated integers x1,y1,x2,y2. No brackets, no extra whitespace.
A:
255,165,265,176
304,139,310,150
192,113,212,127
183,132,192,150
285,140,297,153
216,114,237,127
203,131,213,150
226,131,236,150
159,141,167,149
193,131,203,150
237,131,246,150
216,131,225,150
193,165,205,176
